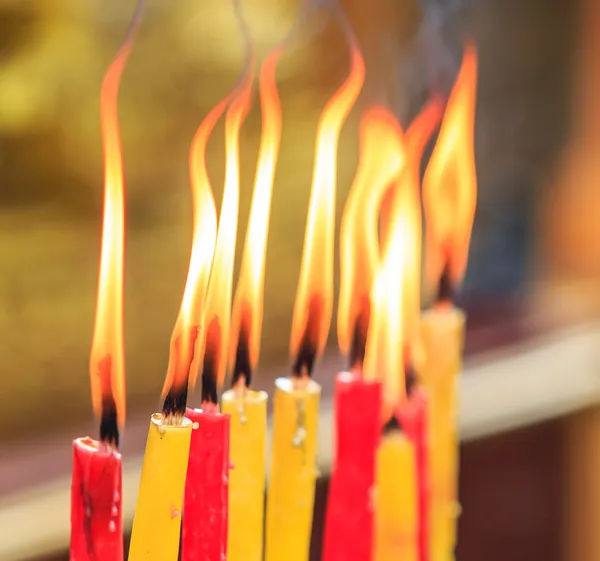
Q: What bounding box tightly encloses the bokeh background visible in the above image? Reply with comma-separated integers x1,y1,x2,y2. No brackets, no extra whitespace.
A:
2,5,600,560
1,0,596,443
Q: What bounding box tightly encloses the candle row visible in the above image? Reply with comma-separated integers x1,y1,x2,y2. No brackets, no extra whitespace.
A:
69,2,478,561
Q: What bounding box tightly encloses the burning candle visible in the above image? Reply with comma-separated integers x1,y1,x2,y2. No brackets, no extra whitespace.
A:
221,44,282,561
374,425,418,561
181,43,255,561
324,106,401,561
326,100,441,561
365,118,423,561
128,29,239,561
264,9,364,561
70,5,142,561
420,46,478,561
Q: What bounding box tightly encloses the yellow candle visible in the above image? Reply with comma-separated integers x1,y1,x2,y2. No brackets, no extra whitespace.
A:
128,414,193,561
419,307,465,561
374,430,418,561
265,377,321,561
221,388,268,561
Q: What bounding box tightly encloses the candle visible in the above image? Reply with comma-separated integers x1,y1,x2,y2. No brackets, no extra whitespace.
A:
221,389,267,561
419,308,464,561
324,104,400,561
71,437,122,561
328,91,442,561
363,97,423,561
374,426,418,561
180,34,255,559
182,403,230,561
265,376,322,561
265,9,363,560
421,45,478,561
71,5,142,560
128,414,193,561
397,377,431,561
222,41,282,561
322,372,382,561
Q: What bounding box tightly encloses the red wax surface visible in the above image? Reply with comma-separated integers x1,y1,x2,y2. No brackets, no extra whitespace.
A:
322,372,382,561
70,437,123,561
397,388,430,561
182,406,231,561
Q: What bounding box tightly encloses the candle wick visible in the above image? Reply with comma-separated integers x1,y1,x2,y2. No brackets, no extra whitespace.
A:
437,260,455,306
382,414,402,435
292,335,316,378
100,393,120,449
232,327,252,388
201,349,219,406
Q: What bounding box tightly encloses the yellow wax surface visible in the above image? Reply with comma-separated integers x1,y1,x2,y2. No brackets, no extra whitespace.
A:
222,389,268,561
374,431,418,561
128,414,193,561
420,307,465,560
265,376,321,561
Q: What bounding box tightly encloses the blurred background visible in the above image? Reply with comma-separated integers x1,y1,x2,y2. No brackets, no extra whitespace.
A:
1,0,599,559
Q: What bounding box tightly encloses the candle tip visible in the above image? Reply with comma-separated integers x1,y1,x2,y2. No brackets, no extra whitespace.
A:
231,328,252,389
382,414,402,436
201,348,219,406
100,393,120,448
162,382,189,421
291,334,317,378
436,260,456,306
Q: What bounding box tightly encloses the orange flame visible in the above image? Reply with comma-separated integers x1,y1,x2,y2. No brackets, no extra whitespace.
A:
229,50,282,388
290,43,364,375
363,156,422,412
422,46,478,293
337,107,406,364
379,97,444,258
203,58,256,391
89,26,140,431
160,98,233,401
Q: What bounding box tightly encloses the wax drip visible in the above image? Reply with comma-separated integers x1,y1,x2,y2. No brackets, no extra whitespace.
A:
292,397,308,455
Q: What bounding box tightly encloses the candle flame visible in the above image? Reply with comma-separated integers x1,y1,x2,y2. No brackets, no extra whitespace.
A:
379,97,444,256
203,58,256,398
160,97,231,404
89,17,140,437
363,140,422,414
229,49,282,389
423,45,478,296
290,34,364,377
337,107,405,367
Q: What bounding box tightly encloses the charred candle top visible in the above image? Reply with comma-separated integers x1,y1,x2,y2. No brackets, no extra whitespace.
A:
89,1,144,445
290,8,364,379
422,45,478,307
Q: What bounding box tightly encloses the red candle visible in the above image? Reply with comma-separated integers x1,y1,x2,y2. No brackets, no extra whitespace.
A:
70,437,122,561
182,404,231,561
322,371,382,561
396,386,430,561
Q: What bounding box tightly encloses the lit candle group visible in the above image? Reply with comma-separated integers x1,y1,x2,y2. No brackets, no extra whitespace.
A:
70,3,478,561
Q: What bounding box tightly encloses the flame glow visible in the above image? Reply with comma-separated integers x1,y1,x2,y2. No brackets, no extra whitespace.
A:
422,46,478,291
203,59,256,390
229,49,282,387
160,98,232,400
89,29,138,430
337,107,405,363
363,146,422,413
290,43,364,374
379,98,444,258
